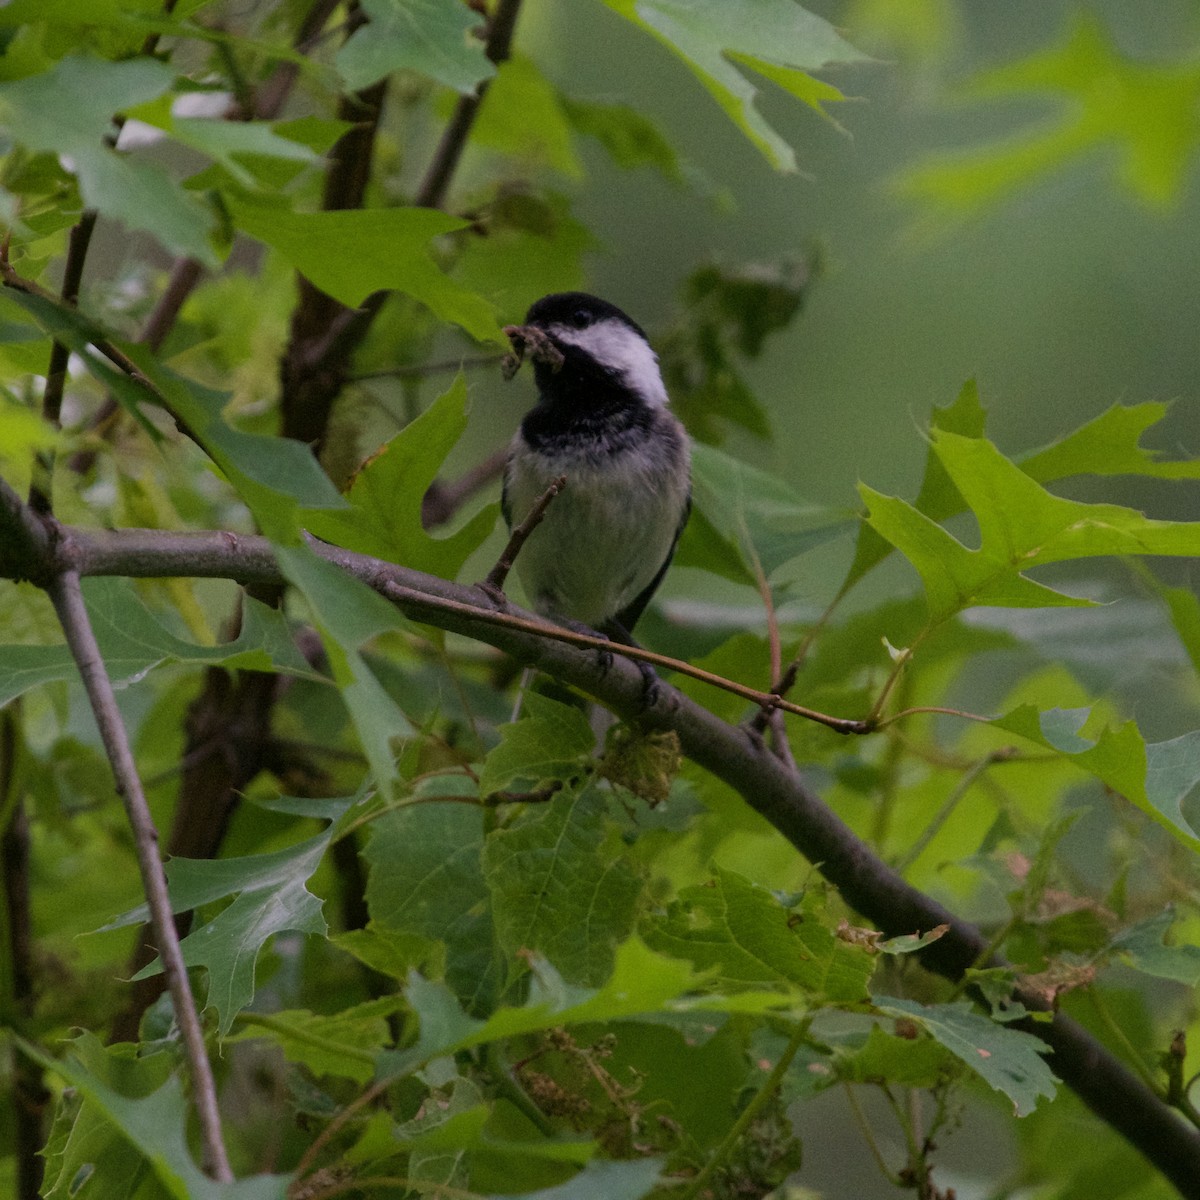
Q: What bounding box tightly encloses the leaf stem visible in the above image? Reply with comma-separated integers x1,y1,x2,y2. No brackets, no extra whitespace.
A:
677,1020,809,1200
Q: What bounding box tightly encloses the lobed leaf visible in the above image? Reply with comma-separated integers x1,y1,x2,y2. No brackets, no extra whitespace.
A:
600,0,867,171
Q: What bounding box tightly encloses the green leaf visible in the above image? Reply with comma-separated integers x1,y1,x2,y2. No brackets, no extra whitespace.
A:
119,832,334,1035
642,867,874,1001
278,544,413,800
935,430,1200,568
365,800,496,1011
0,288,349,538
232,998,403,1083
484,783,644,985
305,374,499,578
455,191,596,321
863,429,1200,623
0,577,318,706
1110,910,1200,985
993,706,1200,853
1019,402,1200,485
21,1033,290,1200
336,0,495,93
860,484,1085,623
477,693,595,797
687,441,857,582
599,0,866,171
471,56,583,178
226,194,503,342
836,1023,954,1087
897,14,1200,224
561,96,683,181
0,55,217,263
873,997,1056,1116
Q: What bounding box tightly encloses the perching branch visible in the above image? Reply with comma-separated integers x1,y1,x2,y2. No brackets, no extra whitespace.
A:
44,568,232,1182
5,493,1200,1195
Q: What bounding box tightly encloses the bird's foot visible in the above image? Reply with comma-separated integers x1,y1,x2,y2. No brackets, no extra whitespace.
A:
474,579,510,610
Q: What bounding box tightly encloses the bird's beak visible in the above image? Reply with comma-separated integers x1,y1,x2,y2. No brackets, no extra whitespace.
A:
500,323,564,379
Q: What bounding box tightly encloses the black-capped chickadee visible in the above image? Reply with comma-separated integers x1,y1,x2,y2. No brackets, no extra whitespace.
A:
502,292,691,682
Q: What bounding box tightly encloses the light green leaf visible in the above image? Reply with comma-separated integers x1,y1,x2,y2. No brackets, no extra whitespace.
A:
232,998,403,1083
305,374,499,578
600,0,866,171
0,55,217,262
863,429,1200,623
483,783,644,985
471,56,582,178
1020,402,1200,485
477,693,595,796
933,430,1200,568
860,484,1087,623
874,997,1056,1116
992,706,1200,854
336,0,495,93
0,577,318,706
278,544,412,800
896,14,1200,224
641,866,874,1001
21,1033,290,1200
226,194,504,342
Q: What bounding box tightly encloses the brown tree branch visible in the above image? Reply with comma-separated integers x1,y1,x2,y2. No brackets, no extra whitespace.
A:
44,567,232,1182
2,503,1195,1194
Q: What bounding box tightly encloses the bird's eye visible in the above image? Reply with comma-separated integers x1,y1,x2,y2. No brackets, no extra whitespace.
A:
569,309,590,329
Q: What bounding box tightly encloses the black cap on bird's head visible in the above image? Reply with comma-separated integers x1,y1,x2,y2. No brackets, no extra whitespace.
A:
503,291,667,410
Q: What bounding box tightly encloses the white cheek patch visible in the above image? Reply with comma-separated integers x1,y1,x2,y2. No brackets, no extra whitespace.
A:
552,318,670,408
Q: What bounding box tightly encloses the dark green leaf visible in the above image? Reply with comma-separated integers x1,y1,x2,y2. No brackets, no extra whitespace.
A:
365,800,495,1011
305,374,499,578
484,783,644,985
477,693,595,796
0,577,318,706
642,867,874,1001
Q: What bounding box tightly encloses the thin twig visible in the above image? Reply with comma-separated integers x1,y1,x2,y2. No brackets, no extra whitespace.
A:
422,447,506,528
679,1020,810,1200
350,353,505,382
414,0,524,209
483,475,566,593
381,578,873,735
45,570,232,1182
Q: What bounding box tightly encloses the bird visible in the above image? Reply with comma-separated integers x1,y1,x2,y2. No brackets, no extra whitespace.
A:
501,291,691,693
